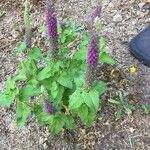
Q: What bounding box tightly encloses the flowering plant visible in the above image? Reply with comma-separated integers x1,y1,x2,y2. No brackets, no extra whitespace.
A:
0,0,115,134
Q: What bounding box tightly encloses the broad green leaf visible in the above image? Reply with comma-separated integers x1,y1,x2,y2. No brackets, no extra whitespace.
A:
0,79,18,107
19,84,40,102
50,82,59,99
15,72,27,81
93,81,107,96
57,76,73,89
16,42,26,53
74,33,89,61
16,102,31,128
5,78,16,92
78,104,88,123
80,33,89,46
55,85,64,104
28,48,43,60
82,90,100,112
74,74,84,87
69,88,84,110
78,104,96,126
64,115,77,129
37,112,54,124
20,59,38,77
115,109,122,121
74,45,87,61
37,65,52,81
28,78,39,87
0,93,14,107
100,52,116,65
51,115,65,134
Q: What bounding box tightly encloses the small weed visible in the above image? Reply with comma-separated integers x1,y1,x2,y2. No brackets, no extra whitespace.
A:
108,91,135,121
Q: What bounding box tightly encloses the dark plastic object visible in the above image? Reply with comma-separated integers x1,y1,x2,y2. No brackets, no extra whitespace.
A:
130,26,150,67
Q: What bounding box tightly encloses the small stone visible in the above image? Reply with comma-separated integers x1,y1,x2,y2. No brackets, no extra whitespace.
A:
107,2,114,9
39,137,44,145
129,127,135,133
113,13,123,22
138,3,145,9
43,143,48,149
8,121,17,132
11,30,19,38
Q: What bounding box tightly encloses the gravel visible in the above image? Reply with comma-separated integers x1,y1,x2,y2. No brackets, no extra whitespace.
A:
0,0,150,149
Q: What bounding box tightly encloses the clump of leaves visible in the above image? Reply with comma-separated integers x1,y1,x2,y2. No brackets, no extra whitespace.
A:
108,92,135,121
0,1,116,134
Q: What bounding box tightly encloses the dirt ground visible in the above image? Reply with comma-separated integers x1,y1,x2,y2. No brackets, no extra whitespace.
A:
0,0,150,150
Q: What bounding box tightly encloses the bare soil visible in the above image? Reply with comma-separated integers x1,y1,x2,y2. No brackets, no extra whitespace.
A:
0,0,150,150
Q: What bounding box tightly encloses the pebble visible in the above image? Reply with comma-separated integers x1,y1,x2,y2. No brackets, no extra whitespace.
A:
8,121,17,133
113,13,123,22
138,3,145,9
107,2,114,10
39,137,44,145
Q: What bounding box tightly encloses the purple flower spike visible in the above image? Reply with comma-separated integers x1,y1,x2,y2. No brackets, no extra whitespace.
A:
46,0,59,59
46,1,58,38
85,33,100,89
87,33,99,66
91,6,102,22
44,101,56,115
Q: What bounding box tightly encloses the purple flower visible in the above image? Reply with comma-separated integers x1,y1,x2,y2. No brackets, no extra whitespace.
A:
87,33,99,66
46,1,58,38
91,6,102,23
45,0,59,59
44,101,56,115
85,33,100,89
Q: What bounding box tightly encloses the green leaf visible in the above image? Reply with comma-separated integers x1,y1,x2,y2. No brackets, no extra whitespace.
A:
5,78,16,92
0,93,14,107
123,104,134,115
55,85,64,104
37,65,52,81
74,33,89,61
99,37,106,52
20,59,38,77
142,104,150,114
74,73,84,87
78,104,88,122
100,52,116,65
32,104,42,116
93,81,107,96
64,115,77,129
82,90,100,112
0,79,18,107
57,75,73,89
69,88,84,110
15,72,27,81
50,82,60,100
108,99,121,105
51,115,65,134
19,84,40,102
16,42,26,53
28,48,43,60
37,112,54,124
78,104,96,126
16,102,31,128
115,109,122,121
